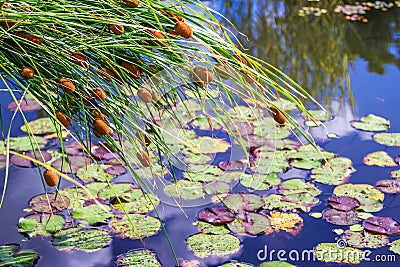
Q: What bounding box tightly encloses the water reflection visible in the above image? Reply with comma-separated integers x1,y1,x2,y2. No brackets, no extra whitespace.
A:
207,0,399,108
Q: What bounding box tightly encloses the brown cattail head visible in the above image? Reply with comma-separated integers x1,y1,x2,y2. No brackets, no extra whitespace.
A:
93,118,110,137
149,29,165,40
99,66,115,82
161,10,184,22
242,71,256,85
109,24,124,35
136,150,152,167
93,87,107,101
119,60,141,79
16,31,42,45
214,64,231,80
233,54,247,65
43,169,59,187
136,132,151,146
59,78,76,94
83,94,94,106
269,106,286,125
137,87,153,103
92,109,105,120
122,0,139,7
55,110,71,128
174,21,193,39
71,52,88,69
20,66,34,79
190,66,214,83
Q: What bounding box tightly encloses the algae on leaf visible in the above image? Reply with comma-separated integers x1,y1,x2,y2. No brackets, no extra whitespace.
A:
186,233,240,258
115,249,161,267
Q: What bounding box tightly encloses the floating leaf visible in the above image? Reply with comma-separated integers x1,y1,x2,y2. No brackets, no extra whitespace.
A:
266,212,303,235
164,180,205,200
342,230,388,248
373,133,400,146
226,106,264,122
363,216,400,235
6,136,47,151
219,160,246,171
263,194,311,212
11,150,52,168
195,221,230,235
349,224,364,232
327,196,360,211
198,207,234,225
279,179,321,196
358,212,374,219
76,164,116,182
203,181,230,194
304,110,333,127
72,204,114,225
105,165,126,175
186,233,240,258
334,184,384,212
389,239,400,255
323,209,361,226
20,118,57,135
227,212,271,235
351,114,390,132
185,165,223,182
363,151,397,167
291,159,322,170
52,227,111,252
240,173,280,190
8,99,41,112
311,157,356,185
184,151,212,165
390,169,400,179
0,244,39,267
110,214,161,239
314,243,364,264
250,157,289,174
97,183,136,199
188,136,230,154
18,214,65,238
135,164,169,179
115,249,161,267
282,193,319,212
310,212,323,219
223,193,264,212
253,124,292,139
290,144,335,161
29,193,69,213
375,179,400,194
111,190,160,213
52,155,92,174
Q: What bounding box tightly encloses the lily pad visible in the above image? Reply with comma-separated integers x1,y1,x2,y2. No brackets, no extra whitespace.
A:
334,184,384,212
351,114,390,132
115,249,161,267
363,151,397,167
11,150,52,168
253,124,292,139
21,118,57,135
110,214,161,239
390,169,400,179
186,233,240,258
198,207,235,225
18,214,65,238
184,151,212,165
6,136,47,152
195,221,230,235
375,179,400,194
279,179,321,196
76,164,116,182
291,159,322,170
220,262,253,267
250,157,289,174
282,193,319,212
111,190,160,213
0,244,39,267
323,209,361,226
327,196,360,211
52,155,92,174
227,212,271,235
373,133,400,146
29,193,70,213
263,194,308,212
219,160,247,171
203,181,230,194
8,98,42,112
304,110,333,127
314,243,364,264
185,165,223,182
266,212,303,235
91,144,118,161
222,193,264,212
289,144,335,161
188,136,230,154
240,173,281,190
105,165,126,175
259,262,296,267
310,212,323,219
226,106,264,122
311,157,356,185
52,227,111,252
389,239,400,255
342,230,388,248
134,164,170,179
97,183,136,199
164,180,205,200
72,204,114,225
363,216,400,235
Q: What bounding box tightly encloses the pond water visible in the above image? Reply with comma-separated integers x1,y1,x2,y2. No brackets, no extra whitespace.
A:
0,1,399,267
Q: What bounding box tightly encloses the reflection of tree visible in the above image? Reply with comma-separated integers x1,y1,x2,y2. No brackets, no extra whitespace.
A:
211,0,399,107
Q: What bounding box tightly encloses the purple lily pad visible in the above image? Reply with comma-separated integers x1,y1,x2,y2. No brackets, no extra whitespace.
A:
375,179,400,194
52,155,92,174
10,150,52,168
10,154,33,168
8,99,41,112
218,160,246,171
327,196,360,211
323,208,361,226
198,207,235,225
29,193,70,213
105,165,126,175
223,193,265,212
91,144,117,161
363,216,400,235
227,211,271,235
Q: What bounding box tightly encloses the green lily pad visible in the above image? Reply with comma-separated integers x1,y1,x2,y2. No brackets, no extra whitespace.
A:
185,165,223,182
363,151,397,167
240,173,281,190
349,224,364,232
110,214,161,239
134,164,170,179
289,144,335,161
188,136,230,154
217,171,243,183
52,227,111,252
323,209,361,226
310,212,323,219
390,169,400,179
373,133,400,146
334,184,384,212
220,262,253,267
226,106,264,122
115,249,161,267
279,179,321,196
389,239,400,255
183,150,212,165
259,261,297,267
29,193,70,213
227,212,271,235
0,244,39,267
186,233,240,258
76,164,116,182
314,243,364,264
358,212,374,219
291,159,322,170
203,181,230,194
270,99,297,111
194,221,230,235
304,109,333,126
282,193,319,212
263,194,307,212
351,114,390,132
222,193,264,212
18,214,65,238
342,230,388,248
251,157,289,174
375,179,400,194
72,204,114,225
111,190,160,213
21,118,57,135
190,116,222,130
164,180,205,200
6,136,47,152
311,157,356,185
259,149,297,160
98,183,136,199
52,155,92,174
253,124,292,139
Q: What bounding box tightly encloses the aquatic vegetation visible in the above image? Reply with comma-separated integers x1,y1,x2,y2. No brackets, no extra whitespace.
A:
0,244,39,267
186,233,240,258
115,249,161,267
351,114,390,131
